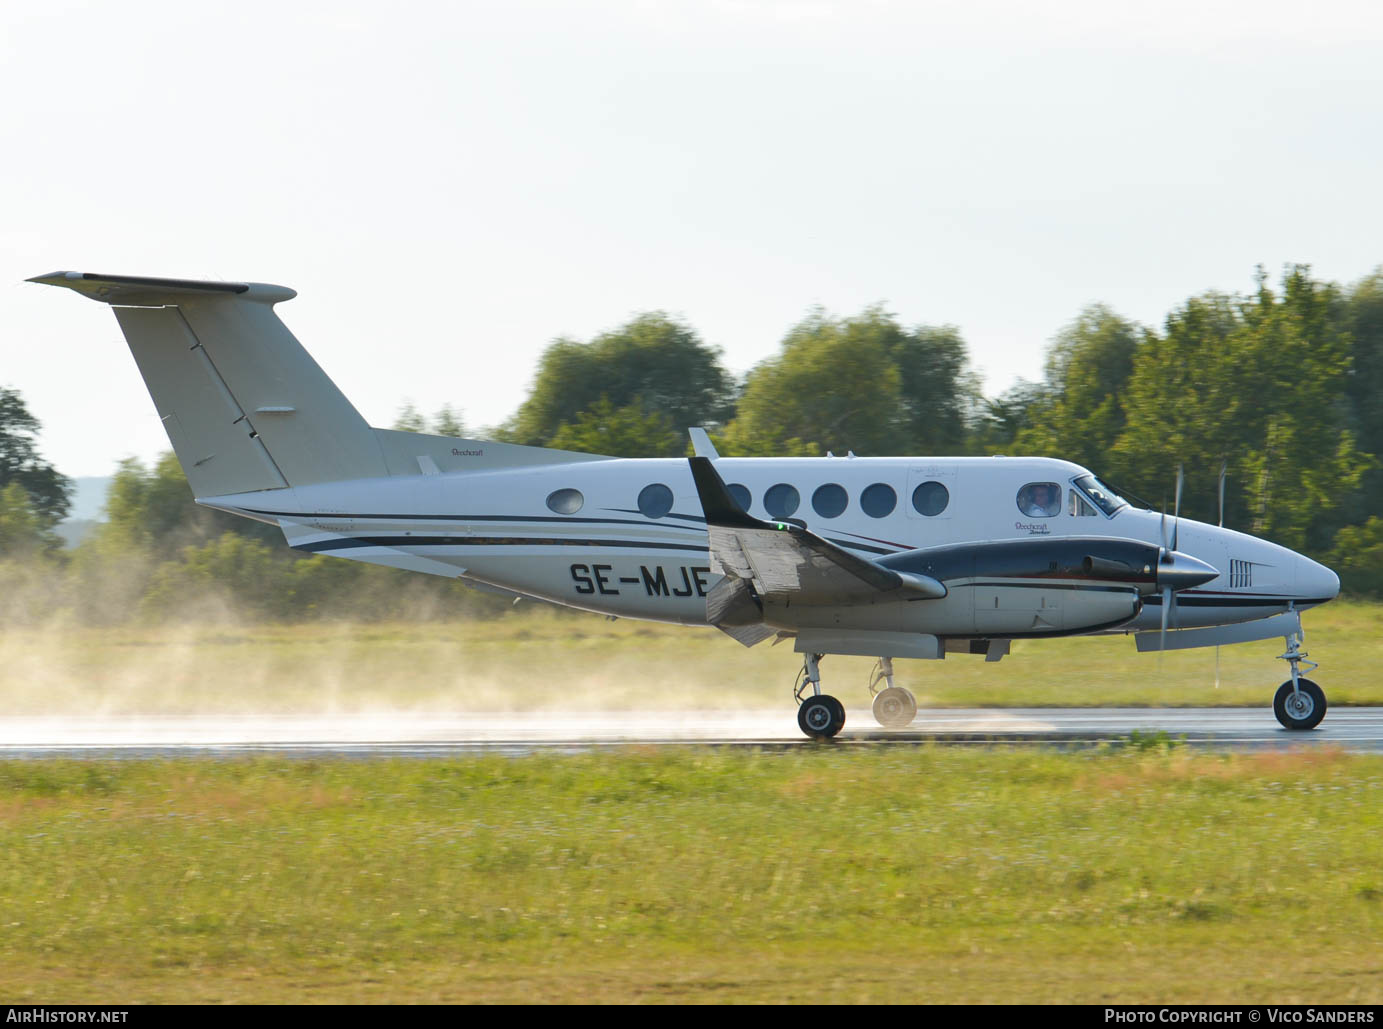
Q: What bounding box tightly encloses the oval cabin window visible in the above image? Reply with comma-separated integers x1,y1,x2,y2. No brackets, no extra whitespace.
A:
546,488,584,515
911,481,949,517
637,483,674,519
860,483,897,518
811,483,848,519
764,483,800,519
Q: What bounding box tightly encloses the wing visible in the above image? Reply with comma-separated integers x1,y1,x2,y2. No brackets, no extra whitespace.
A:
689,457,945,645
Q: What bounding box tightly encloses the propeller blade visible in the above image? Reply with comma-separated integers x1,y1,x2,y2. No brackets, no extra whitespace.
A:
1161,585,1172,652
1218,460,1227,528
1172,464,1184,552
1161,505,1169,556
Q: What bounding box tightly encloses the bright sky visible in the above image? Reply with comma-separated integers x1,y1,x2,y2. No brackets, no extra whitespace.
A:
4,0,1382,477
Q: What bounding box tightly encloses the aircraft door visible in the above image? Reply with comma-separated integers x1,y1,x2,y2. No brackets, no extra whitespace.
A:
904,466,958,523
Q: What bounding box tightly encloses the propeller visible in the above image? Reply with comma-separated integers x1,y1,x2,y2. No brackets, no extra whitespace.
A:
1215,459,1227,686
1157,464,1208,655
1217,459,1227,529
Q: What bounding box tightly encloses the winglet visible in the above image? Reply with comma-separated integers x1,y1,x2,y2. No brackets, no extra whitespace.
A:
688,427,720,459
689,456,764,529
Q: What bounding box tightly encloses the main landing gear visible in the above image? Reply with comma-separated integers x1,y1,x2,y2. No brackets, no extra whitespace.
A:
794,653,845,739
1274,629,1327,731
793,655,921,738
868,657,917,729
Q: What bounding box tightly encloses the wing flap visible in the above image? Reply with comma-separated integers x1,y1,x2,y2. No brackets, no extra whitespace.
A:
688,457,946,611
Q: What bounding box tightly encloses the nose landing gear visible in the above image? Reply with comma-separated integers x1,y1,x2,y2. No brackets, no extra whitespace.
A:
1274,629,1326,730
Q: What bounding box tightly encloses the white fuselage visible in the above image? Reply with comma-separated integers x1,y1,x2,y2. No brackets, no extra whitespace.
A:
208,453,1340,641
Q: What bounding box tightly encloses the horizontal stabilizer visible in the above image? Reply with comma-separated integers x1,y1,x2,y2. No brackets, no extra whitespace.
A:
27,271,295,306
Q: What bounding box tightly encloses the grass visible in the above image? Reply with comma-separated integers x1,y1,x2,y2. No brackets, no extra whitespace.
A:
0,747,1380,1003
1,599,1381,714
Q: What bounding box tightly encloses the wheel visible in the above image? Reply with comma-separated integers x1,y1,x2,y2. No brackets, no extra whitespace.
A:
825,695,846,730
872,687,917,728
798,694,845,739
1274,678,1326,731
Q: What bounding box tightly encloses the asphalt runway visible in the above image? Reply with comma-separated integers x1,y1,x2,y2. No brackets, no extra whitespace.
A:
2,707,1383,757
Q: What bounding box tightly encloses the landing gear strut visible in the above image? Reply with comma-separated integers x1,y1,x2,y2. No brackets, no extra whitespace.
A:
794,653,845,739
868,657,917,728
1274,627,1326,731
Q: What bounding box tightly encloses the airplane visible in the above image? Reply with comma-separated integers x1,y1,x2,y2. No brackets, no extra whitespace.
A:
30,271,1343,738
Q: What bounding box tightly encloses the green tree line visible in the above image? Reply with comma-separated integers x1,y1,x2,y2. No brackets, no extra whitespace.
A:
4,263,1383,621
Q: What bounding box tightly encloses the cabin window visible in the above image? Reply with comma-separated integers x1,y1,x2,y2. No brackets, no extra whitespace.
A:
1068,489,1097,517
1017,483,1060,518
860,482,897,518
812,483,848,519
637,483,674,519
546,488,584,515
764,483,800,519
911,480,949,516
727,483,752,512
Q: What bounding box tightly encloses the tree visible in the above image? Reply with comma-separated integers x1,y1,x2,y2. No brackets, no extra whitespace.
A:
890,324,981,454
1010,305,1144,471
722,306,978,457
970,379,1047,453
0,482,55,556
1343,268,1383,521
547,396,684,457
504,313,736,447
433,405,466,438
1112,267,1368,551
393,401,428,433
1329,516,1383,597
95,452,278,560
0,386,72,528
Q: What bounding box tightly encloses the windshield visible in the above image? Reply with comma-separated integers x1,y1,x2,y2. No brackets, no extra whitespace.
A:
1073,474,1129,516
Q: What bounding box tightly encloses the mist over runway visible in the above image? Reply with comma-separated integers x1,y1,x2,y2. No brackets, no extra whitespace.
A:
3,707,1383,758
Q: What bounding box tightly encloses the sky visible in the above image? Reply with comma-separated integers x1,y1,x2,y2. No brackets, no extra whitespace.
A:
3,0,1382,478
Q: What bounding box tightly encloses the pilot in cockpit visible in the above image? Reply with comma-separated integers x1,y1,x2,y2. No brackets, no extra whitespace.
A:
1019,483,1060,517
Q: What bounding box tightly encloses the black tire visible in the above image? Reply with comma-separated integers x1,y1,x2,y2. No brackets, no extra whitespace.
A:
798,694,844,739
825,695,846,732
872,686,918,728
1274,678,1326,731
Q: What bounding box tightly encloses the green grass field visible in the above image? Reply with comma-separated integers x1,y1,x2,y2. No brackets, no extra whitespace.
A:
1,599,1380,714
0,748,1380,1003
2,603,1379,1002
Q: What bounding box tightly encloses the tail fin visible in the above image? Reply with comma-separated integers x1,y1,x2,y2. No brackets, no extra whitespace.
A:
30,271,387,496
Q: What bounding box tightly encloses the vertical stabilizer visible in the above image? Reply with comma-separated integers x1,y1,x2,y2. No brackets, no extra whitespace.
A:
30,271,388,497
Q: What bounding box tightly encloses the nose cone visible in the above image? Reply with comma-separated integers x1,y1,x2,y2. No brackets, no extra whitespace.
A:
1158,551,1219,591
1299,555,1341,602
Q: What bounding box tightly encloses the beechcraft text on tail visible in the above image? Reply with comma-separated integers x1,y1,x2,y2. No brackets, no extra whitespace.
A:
31,271,1341,738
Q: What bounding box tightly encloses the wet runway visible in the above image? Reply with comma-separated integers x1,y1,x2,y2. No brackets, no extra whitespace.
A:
2,707,1383,757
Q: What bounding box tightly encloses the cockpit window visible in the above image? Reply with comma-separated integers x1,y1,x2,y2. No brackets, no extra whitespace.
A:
1069,489,1097,517
1016,482,1061,518
1073,474,1129,516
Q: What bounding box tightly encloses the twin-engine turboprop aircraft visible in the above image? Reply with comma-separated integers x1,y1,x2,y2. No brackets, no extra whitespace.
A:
32,271,1342,737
